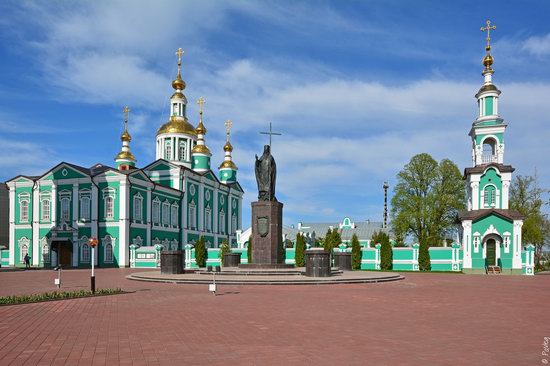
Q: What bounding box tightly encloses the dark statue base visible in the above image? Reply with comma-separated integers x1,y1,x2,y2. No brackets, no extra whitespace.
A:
223,253,241,267
305,249,331,277
333,252,352,271
251,201,284,265
160,250,184,274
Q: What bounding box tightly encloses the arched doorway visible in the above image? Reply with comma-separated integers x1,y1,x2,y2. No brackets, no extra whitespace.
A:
485,238,497,267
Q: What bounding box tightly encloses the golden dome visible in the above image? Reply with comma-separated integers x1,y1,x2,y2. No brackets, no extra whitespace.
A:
172,73,186,90
219,160,237,170
121,129,131,142
223,141,233,152
157,116,197,136
171,91,186,101
115,150,136,161
192,143,211,154
483,54,493,68
195,121,207,135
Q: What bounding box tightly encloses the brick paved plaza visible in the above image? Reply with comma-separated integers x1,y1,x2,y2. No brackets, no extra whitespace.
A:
0,269,548,365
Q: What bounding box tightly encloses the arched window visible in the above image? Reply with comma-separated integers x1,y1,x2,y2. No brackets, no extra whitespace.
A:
483,185,496,208
482,138,497,164
165,141,172,160
152,198,160,224
18,237,30,262
133,194,143,221
105,196,114,219
41,237,50,263
82,244,90,262
162,201,170,225
103,236,114,263
20,200,29,222
80,192,91,221
171,203,179,227
179,140,186,161
41,199,50,221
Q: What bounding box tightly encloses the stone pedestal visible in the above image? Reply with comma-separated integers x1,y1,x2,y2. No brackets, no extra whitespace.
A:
334,252,352,271
305,248,331,277
160,250,184,274
223,253,241,267
251,201,284,265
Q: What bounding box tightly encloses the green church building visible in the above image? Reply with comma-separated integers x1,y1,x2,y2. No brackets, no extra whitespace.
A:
5,50,243,268
459,24,525,274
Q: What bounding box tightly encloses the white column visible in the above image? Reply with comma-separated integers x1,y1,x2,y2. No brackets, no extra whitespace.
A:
72,184,78,228
146,188,152,245
32,185,40,266
91,183,99,266
512,220,523,269
198,183,204,231
51,183,57,227
8,186,15,266
462,221,472,268
213,189,218,234
72,232,79,267
471,182,479,211
501,180,510,209
119,180,129,267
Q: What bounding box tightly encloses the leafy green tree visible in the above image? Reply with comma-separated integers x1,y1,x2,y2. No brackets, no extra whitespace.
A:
322,228,332,252
391,153,465,246
323,228,342,252
194,236,207,268
295,233,306,267
510,174,549,268
351,234,362,270
372,231,392,270
219,240,230,267
247,237,252,264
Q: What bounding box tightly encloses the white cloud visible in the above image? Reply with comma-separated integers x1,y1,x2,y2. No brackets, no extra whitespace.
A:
521,33,550,57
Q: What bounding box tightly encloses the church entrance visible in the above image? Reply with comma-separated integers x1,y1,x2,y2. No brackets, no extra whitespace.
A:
485,239,496,267
52,240,72,267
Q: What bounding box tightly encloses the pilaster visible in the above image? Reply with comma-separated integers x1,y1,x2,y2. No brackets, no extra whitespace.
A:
91,183,98,266
146,188,152,245
32,185,39,266
119,180,129,267
8,186,15,266
462,220,472,268
513,220,523,269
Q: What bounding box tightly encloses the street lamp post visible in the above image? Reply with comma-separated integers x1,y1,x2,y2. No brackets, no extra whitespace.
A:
88,237,98,293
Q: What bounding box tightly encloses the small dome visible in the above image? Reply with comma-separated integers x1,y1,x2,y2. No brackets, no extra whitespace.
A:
115,150,136,162
223,141,233,152
157,116,197,136
219,160,237,170
195,121,207,135
483,54,493,68
172,75,186,90
121,129,131,142
192,143,211,154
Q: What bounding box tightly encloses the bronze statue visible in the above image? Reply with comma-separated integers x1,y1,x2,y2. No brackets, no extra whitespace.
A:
255,145,277,201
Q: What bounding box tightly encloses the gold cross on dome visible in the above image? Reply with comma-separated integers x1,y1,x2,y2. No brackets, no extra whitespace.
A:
225,120,233,140
123,106,130,122
197,97,205,115
480,20,496,49
175,48,184,66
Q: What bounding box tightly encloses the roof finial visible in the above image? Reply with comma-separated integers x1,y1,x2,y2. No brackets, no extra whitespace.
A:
225,119,233,142
121,106,131,142
172,48,186,90
480,20,496,51
195,97,207,135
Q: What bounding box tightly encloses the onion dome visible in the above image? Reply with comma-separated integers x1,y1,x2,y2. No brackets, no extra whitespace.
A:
483,53,493,69
121,128,131,142
219,159,237,170
223,140,233,152
195,120,207,135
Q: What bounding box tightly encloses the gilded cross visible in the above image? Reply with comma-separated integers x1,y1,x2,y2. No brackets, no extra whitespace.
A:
175,48,184,66
123,106,130,130
225,119,233,141
260,122,282,148
480,20,496,49
197,97,205,115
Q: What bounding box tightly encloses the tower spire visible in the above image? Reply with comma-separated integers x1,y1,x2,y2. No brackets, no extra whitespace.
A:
219,119,238,183
191,97,211,173
115,106,136,170
480,20,496,78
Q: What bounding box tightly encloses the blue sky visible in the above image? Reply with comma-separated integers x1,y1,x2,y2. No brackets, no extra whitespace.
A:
1,0,549,227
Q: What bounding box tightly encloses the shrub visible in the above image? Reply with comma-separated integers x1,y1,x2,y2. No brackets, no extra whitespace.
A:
295,233,306,267
351,234,362,270
0,288,124,306
418,240,431,271
195,236,207,268
372,231,392,270
247,237,252,264
219,240,230,267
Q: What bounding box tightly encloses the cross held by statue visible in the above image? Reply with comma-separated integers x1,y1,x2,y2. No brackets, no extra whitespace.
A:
260,122,282,149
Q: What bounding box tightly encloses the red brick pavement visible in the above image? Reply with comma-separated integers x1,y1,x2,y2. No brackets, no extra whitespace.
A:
0,269,548,365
